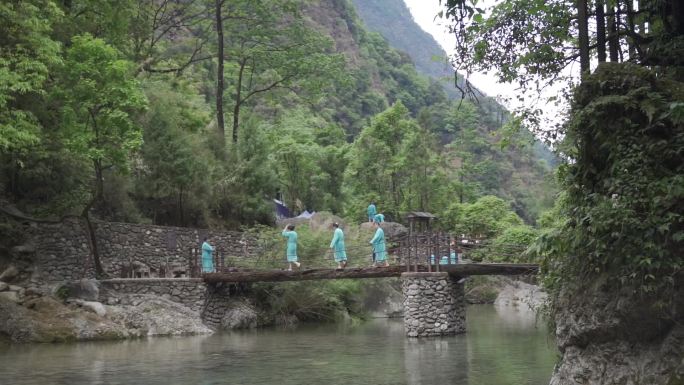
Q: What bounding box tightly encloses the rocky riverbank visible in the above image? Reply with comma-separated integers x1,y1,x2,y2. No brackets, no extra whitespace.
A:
549,279,684,385
1,257,545,345
0,280,212,343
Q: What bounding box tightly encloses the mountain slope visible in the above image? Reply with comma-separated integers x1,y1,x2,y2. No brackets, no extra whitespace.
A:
351,0,462,97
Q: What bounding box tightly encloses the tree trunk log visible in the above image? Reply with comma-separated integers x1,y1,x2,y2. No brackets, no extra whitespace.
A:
203,263,539,283
577,0,591,75
596,0,607,63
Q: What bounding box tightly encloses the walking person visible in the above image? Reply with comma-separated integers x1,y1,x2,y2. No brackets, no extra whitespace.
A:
329,222,347,269
201,237,215,273
367,201,377,223
370,221,389,267
282,224,301,271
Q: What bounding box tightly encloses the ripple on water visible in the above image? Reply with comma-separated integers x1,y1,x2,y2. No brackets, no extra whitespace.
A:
0,305,557,385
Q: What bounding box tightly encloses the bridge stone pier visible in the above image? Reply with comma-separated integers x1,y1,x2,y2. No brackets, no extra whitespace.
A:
401,272,466,337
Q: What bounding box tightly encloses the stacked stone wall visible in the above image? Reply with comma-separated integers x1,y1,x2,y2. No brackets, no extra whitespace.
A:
100,278,207,312
201,284,233,328
94,221,258,278
28,220,260,282
27,218,96,282
401,272,466,337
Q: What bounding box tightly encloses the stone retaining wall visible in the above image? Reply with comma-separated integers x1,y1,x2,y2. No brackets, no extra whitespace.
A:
28,219,96,282
201,284,233,328
95,221,258,279
401,272,466,337
28,219,260,282
100,278,207,312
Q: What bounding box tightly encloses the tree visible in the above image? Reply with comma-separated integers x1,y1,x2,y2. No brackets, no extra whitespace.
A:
212,0,345,144
136,82,212,226
57,34,147,276
444,195,523,238
0,0,62,152
345,102,412,218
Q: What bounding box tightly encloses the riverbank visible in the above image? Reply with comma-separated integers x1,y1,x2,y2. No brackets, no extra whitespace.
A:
0,274,544,344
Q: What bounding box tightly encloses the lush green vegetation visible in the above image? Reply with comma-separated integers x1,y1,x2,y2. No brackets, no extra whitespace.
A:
0,0,555,236
441,0,683,312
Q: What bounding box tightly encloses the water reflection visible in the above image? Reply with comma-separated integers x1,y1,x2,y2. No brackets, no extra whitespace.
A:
404,337,469,385
0,306,555,385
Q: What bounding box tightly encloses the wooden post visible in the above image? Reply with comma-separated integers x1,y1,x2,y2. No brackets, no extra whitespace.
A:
413,235,419,273
448,234,453,265
435,233,441,273
426,234,430,270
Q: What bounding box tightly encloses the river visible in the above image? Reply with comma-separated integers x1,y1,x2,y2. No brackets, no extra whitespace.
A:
0,305,557,385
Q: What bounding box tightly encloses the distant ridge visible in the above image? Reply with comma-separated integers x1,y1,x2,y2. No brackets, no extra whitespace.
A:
351,0,469,99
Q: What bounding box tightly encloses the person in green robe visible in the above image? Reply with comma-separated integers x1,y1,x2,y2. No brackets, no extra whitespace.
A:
282,224,301,271
201,237,214,273
373,213,385,223
370,221,388,267
329,222,347,269
367,202,377,223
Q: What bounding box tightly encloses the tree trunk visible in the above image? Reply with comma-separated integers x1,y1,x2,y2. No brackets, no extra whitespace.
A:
625,0,636,58
608,7,620,61
577,0,591,75
81,159,105,278
178,185,184,227
215,0,225,144
232,59,247,144
203,263,540,283
596,0,607,63
671,0,684,35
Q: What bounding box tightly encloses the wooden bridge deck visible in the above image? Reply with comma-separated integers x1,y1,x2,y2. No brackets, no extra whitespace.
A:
202,263,539,283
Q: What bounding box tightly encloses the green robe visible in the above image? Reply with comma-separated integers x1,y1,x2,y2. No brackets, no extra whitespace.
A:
367,204,377,221
370,227,387,261
201,241,214,272
329,228,347,262
282,230,298,262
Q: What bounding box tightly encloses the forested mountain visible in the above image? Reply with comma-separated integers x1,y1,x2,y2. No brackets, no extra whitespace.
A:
351,0,463,98
0,0,556,234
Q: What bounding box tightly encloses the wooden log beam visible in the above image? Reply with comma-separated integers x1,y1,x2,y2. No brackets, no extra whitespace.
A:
202,263,539,283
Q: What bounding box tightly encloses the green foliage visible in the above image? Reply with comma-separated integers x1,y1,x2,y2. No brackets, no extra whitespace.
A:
252,279,365,323
489,225,538,262
0,0,557,232
536,64,684,298
443,195,523,238
134,80,212,226
344,102,453,220
57,34,147,176
0,0,62,151
54,285,70,301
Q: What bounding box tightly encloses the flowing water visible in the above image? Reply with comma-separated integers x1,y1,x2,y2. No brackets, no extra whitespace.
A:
0,305,557,385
